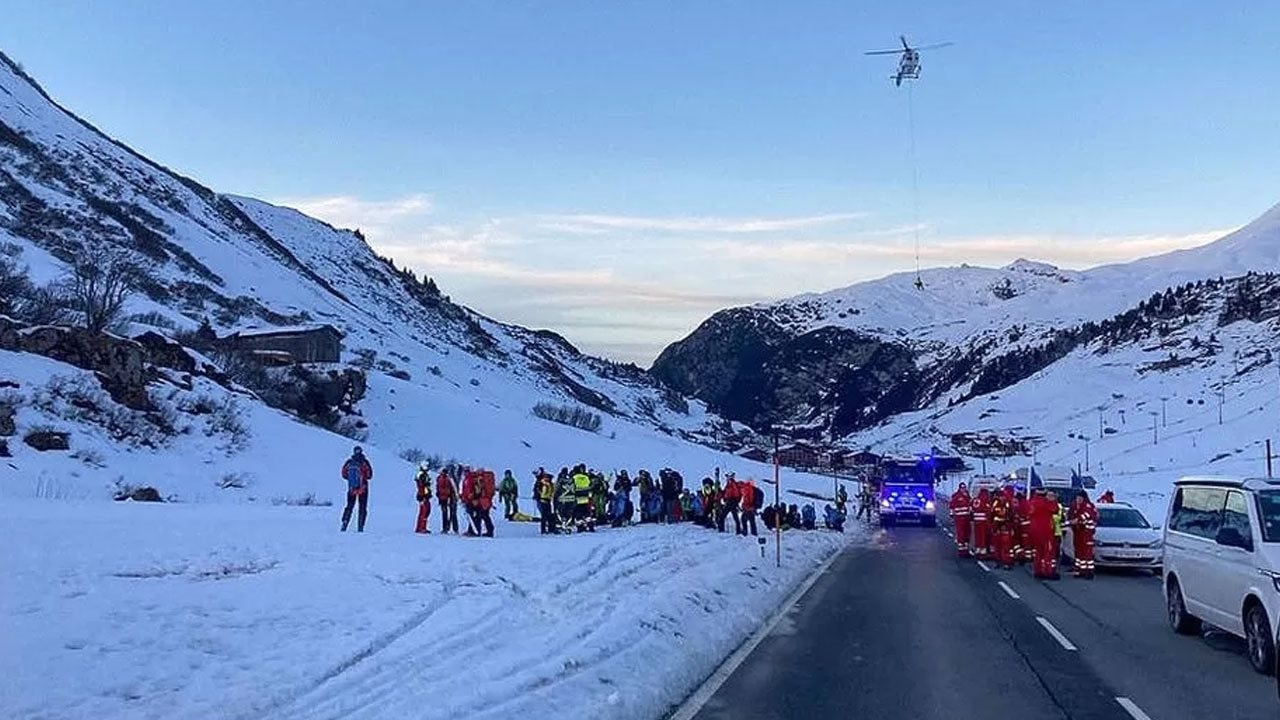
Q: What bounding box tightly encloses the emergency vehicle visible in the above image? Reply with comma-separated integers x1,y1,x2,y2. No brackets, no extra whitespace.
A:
879,457,938,527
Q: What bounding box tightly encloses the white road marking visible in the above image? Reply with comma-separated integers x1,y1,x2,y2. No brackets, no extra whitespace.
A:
668,545,846,720
1116,697,1153,720
976,560,991,573
998,581,1021,600
1036,616,1078,651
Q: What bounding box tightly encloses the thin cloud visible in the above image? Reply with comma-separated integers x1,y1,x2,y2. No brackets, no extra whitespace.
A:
703,228,1233,268
276,194,433,232
535,211,868,235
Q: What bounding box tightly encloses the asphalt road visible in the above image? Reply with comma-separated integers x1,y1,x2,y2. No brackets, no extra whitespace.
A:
685,522,1276,720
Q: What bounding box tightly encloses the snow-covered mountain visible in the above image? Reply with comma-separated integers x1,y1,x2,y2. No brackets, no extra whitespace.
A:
0,49,744,470
653,201,1280,444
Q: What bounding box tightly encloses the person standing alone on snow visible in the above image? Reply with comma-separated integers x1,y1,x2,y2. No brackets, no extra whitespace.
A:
499,470,519,520
414,462,433,534
340,446,372,532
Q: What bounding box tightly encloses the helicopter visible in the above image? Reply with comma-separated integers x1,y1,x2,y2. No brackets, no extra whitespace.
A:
865,35,952,87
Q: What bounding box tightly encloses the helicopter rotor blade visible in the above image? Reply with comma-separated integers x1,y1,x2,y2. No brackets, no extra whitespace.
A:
864,48,905,55
914,42,954,51
900,35,910,50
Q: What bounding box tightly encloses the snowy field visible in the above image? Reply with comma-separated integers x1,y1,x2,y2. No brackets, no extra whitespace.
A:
1,487,854,720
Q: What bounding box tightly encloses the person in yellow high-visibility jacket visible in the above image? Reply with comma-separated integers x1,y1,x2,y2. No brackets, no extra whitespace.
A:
572,464,593,530
1048,489,1065,581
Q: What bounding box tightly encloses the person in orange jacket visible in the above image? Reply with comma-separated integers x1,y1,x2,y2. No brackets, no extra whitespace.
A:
721,474,743,534
1069,492,1098,579
414,463,433,534
950,483,973,557
991,487,1016,569
436,467,459,534
463,469,496,538
971,487,992,560
739,477,760,537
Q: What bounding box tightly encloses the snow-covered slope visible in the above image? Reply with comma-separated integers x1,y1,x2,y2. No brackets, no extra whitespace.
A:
0,50,724,448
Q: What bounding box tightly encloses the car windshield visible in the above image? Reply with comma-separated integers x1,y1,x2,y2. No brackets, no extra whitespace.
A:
1256,491,1280,543
1097,508,1150,529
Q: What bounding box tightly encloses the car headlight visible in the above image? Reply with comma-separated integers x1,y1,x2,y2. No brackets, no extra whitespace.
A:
880,499,891,508
925,500,936,510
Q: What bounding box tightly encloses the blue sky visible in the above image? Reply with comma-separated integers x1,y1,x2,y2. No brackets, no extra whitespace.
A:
4,1,1278,363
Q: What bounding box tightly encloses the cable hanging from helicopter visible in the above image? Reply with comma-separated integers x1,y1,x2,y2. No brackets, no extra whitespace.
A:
865,35,952,290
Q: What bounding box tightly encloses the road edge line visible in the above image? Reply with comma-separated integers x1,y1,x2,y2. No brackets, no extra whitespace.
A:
666,543,847,720
1115,697,1153,720
997,580,1021,600
1036,615,1078,651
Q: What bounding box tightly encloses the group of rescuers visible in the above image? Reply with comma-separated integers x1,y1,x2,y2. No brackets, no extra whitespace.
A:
338,446,849,537
948,482,1108,580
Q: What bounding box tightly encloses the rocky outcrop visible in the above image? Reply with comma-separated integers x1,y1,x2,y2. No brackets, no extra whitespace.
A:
0,317,153,409
0,401,14,437
652,308,920,435
0,318,241,412
24,428,69,451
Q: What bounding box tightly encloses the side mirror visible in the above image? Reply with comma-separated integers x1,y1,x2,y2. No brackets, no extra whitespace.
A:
1216,526,1253,552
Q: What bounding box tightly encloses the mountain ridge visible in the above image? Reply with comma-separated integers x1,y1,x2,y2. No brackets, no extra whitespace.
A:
0,49,735,452
653,201,1280,439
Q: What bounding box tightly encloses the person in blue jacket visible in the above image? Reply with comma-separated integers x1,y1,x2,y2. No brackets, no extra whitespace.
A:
801,503,817,530
823,503,845,532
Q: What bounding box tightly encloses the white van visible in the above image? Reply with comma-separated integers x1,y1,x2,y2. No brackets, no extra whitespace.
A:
1162,477,1280,674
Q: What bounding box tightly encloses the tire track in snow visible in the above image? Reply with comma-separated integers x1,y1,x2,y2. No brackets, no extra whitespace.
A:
245,580,456,720
262,539,658,720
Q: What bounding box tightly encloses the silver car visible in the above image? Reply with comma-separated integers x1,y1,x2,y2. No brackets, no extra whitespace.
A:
1063,501,1162,574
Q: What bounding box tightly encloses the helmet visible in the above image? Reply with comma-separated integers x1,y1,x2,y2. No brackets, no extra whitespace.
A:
419,461,430,471
353,446,364,455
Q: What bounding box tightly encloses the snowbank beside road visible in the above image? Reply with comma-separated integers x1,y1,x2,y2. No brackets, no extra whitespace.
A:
1,499,855,720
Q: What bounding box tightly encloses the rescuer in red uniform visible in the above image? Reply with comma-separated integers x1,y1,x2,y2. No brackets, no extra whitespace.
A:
971,487,992,560
950,483,973,557
1029,489,1061,580
1069,492,1098,579
991,486,1016,569
1014,490,1032,564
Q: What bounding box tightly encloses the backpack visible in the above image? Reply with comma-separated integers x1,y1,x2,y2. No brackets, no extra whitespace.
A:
752,485,765,509
345,460,363,490
478,470,495,499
